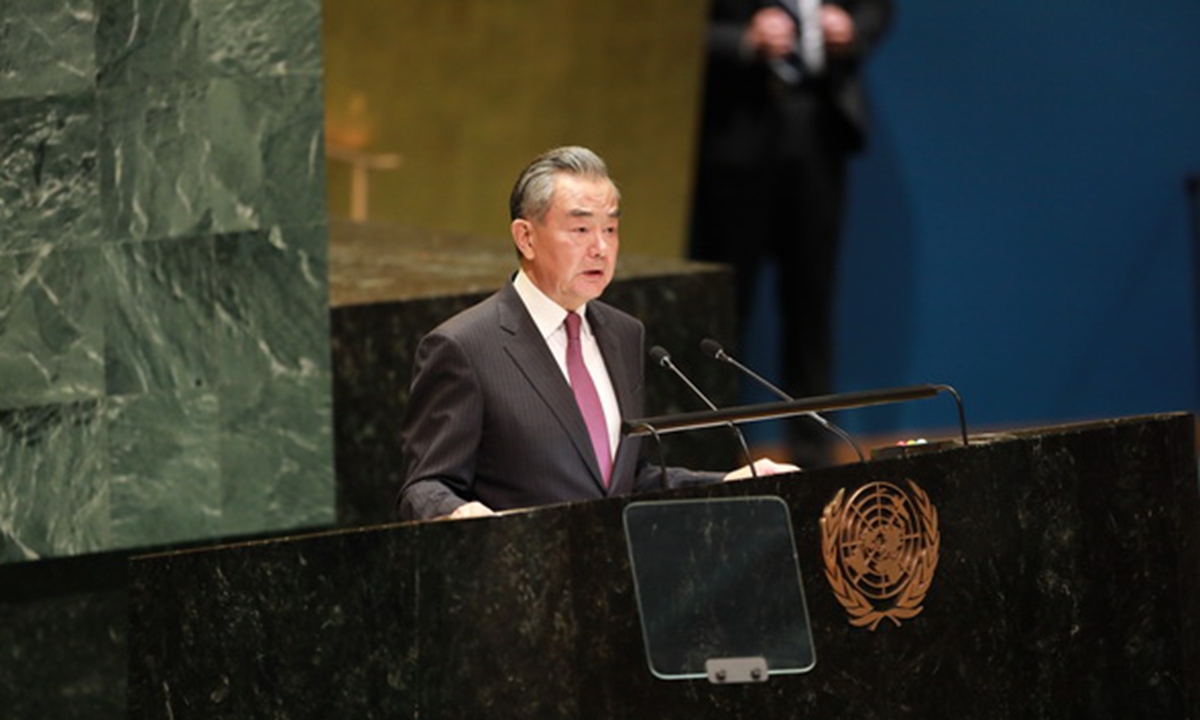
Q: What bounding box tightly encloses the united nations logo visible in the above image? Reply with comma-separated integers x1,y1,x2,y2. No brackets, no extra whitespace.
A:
820,480,940,630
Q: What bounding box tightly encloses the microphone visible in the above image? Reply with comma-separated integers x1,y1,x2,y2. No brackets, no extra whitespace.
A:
649,345,758,478
700,339,865,463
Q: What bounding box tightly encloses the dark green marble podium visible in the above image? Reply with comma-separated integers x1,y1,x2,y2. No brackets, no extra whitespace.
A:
127,413,1199,719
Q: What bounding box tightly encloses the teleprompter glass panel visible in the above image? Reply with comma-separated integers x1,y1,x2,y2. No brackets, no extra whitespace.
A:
623,496,816,680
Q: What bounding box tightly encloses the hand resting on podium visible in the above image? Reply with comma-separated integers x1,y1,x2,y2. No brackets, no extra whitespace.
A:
723,457,800,481
447,501,497,520
444,458,799,520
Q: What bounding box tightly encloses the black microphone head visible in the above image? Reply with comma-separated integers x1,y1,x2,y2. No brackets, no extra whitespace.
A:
648,346,671,367
699,338,726,361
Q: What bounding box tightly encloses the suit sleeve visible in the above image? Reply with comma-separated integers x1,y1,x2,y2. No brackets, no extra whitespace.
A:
632,458,726,495
397,331,483,520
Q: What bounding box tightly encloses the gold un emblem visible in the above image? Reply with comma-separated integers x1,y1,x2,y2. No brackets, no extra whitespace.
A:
821,480,940,630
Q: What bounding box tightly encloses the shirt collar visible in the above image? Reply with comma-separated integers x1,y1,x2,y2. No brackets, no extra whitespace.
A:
513,269,589,340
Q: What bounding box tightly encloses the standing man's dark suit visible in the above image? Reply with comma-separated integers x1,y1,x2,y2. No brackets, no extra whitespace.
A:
690,0,892,467
398,147,793,522
399,281,717,520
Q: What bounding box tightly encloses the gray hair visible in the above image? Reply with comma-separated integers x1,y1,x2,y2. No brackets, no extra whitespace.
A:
508,146,619,221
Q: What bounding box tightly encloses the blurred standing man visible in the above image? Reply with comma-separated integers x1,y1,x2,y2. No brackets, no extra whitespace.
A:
690,0,893,468
399,146,794,521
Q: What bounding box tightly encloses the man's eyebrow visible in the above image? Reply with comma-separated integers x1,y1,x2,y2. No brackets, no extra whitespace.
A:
567,208,622,218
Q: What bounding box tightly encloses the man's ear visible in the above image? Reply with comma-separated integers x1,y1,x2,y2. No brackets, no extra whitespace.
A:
511,218,535,260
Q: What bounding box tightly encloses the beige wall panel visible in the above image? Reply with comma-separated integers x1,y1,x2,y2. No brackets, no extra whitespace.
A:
323,0,706,258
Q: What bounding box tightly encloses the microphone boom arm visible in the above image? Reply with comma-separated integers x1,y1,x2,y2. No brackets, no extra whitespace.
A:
623,383,969,447
702,339,865,462
648,345,760,478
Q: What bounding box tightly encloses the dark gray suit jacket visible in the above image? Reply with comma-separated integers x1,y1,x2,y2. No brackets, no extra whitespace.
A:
398,281,722,520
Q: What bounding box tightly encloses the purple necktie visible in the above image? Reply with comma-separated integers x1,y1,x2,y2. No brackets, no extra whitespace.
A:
565,312,612,486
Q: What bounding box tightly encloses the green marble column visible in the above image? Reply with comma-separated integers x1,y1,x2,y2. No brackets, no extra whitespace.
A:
0,0,333,563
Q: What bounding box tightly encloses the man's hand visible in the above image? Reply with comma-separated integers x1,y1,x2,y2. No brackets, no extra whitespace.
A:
723,457,802,482
745,7,799,60
821,5,857,55
447,501,496,520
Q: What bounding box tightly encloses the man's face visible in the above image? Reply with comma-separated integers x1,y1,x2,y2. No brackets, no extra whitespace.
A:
512,174,620,311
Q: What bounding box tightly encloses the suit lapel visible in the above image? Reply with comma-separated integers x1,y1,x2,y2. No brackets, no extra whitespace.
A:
497,284,607,489
588,303,640,496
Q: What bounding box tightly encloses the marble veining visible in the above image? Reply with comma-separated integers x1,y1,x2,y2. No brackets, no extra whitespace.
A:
2,0,332,565
204,76,327,232
0,246,105,412
103,236,218,396
216,372,334,535
202,0,322,78
96,0,203,88
0,0,96,100
98,80,215,243
108,389,222,548
2,0,332,715
214,224,329,382
99,76,325,244
96,0,322,88
0,400,108,562
0,93,101,254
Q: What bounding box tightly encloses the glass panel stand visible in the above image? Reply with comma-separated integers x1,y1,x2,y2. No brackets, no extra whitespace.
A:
623,496,816,683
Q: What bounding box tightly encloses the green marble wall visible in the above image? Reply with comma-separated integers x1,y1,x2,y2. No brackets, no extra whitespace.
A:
0,0,334,563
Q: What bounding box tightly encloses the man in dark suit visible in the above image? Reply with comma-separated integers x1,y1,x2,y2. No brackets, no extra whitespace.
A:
690,0,893,468
399,146,795,521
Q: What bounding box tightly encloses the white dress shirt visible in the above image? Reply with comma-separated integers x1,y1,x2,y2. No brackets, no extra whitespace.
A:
513,270,622,463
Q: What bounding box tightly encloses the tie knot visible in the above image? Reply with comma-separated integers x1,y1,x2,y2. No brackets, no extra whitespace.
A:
564,311,582,342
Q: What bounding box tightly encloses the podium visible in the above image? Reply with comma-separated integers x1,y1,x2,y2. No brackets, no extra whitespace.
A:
127,413,1199,718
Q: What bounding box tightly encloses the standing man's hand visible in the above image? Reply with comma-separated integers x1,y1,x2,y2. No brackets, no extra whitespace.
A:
723,457,802,482
822,5,857,55
447,501,496,520
744,7,799,60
